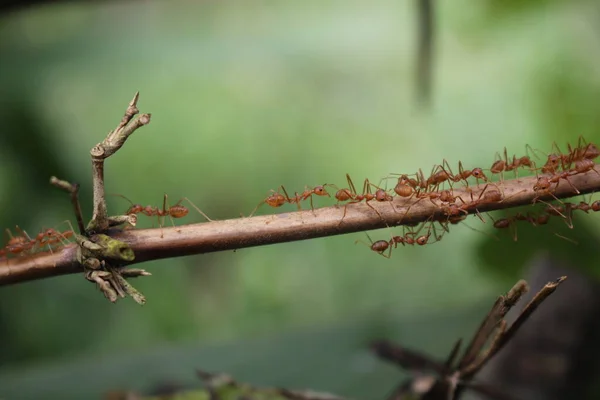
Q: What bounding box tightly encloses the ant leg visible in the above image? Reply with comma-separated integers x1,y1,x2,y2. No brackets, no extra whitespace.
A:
337,202,352,226
248,199,267,218
365,199,384,221
346,174,358,197
398,194,425,224
562,175,580,194
524,144,539,172
564,202,575,229
176,197,213,222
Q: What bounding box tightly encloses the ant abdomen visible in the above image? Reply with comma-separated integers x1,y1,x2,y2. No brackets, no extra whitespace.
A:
169,205,189,218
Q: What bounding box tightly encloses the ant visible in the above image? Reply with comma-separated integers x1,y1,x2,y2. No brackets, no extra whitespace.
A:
117,194,212,236
33,227,74,252
490,146,537,181
572,199,600,213
432,160,487,189
356,233,393,258
1,225,71,258
331,174,383,225
533,171,580,196
489,212,544,241
451,161,488,187
569,158,600,178
455,184,505,222
565,136,600,166
393,175,416,199
2,227,32,256
293,185,331,212
356,220,440,258
426,163,455,192
249,186,293,217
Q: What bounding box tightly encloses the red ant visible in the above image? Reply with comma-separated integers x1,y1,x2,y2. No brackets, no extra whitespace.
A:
489,212,546,241
120,194,212,222
293,185,331,212
432,160,487,189
34,228,74,252
572,199,600,213
569,158,600,178
2,227,31,256
565,136,600,166
426,163,455,192
451,161,488,186
117,194,212,237
356,220,439,258
1,224,74,258
356,233,393,258
533,171,580,196
331,174,383,225
249,186,292,217
490,146,537,181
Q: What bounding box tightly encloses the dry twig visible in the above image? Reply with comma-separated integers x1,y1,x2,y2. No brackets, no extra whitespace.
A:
372,276,567,400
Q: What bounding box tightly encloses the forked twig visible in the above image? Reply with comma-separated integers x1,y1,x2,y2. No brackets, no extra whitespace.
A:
372,277,567,400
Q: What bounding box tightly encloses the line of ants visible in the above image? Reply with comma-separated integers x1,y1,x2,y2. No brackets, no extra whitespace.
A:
2,137,599,260
250,136,600,222
360,194,600,258
0,224,74,260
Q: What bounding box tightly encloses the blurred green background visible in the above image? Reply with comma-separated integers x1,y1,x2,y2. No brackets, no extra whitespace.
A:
1,0,600,399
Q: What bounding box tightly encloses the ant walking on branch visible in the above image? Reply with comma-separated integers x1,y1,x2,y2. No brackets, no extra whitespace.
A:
249,184,330,217
489,145,537,182
115,194,212,235
330,174,386,225
1,223,74,259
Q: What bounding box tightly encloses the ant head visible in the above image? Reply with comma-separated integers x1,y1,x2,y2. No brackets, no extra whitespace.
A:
584,143,600,159
472,168,488,181
416,234,429,246
374,189,388,201
546,154,562,166
313,186,330,197
44,228,58,237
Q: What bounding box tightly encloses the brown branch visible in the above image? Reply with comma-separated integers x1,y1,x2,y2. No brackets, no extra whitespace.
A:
1,167,599,286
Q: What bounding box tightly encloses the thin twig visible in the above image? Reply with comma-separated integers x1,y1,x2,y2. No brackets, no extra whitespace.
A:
458,280,529,370
88,92,151,232
50,176,85,234
1,169,599,286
